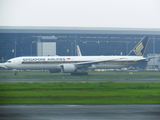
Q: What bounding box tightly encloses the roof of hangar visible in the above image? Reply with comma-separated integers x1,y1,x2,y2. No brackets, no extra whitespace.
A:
0,26,160,35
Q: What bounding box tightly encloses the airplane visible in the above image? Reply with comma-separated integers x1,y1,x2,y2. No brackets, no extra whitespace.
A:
77,45,82,56
2,36,151,75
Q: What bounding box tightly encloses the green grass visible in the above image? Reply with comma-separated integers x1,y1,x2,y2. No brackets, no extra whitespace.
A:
0,82,160,104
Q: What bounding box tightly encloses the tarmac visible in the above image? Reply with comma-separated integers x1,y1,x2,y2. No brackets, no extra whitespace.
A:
1,77,160,83
0,105,160,120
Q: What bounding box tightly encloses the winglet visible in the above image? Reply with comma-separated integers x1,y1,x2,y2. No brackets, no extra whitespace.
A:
128,36,150,56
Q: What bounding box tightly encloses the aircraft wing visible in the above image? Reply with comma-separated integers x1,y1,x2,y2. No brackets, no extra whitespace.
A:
58,58,122,68
74,58,124,67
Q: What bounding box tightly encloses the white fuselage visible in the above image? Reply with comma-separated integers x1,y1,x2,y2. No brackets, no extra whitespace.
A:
4,56,147,71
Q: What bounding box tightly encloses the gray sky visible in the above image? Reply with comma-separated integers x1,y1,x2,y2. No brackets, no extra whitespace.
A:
0,0,160,28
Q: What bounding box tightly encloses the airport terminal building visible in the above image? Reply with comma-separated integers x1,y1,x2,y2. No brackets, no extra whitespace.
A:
0,26,160,69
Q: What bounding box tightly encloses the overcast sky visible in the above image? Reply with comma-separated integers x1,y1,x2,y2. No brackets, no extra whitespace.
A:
0,0,160,28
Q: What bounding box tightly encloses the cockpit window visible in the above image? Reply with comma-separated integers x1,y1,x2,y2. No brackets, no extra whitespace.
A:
7,61,11,63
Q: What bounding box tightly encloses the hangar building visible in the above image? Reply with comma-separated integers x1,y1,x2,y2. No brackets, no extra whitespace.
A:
0,26,160,69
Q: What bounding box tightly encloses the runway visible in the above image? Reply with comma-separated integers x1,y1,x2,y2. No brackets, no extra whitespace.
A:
1,77,160,83
1,71,160,84
0,105,160,120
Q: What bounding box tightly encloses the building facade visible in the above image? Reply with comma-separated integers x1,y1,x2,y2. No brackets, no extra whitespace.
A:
0,26,160,68
147,54,160,70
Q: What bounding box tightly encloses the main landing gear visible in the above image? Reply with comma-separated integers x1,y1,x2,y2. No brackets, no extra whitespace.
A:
71,72,88,76
14,71,18,75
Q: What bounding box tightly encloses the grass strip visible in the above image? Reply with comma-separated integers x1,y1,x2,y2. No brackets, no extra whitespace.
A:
0,82,160,104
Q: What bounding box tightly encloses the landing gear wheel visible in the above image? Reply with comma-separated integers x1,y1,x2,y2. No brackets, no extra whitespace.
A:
84,72,88,75
14,71,18,76
71,72,88,76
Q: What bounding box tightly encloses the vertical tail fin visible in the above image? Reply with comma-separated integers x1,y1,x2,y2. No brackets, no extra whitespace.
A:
128,36,150,56
77,45,82,56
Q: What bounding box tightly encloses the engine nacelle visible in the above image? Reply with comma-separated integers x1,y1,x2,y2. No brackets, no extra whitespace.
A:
49,68,61,73
62,64,76,73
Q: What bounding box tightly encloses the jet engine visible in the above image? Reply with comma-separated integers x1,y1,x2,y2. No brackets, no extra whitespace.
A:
62,64,77,73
